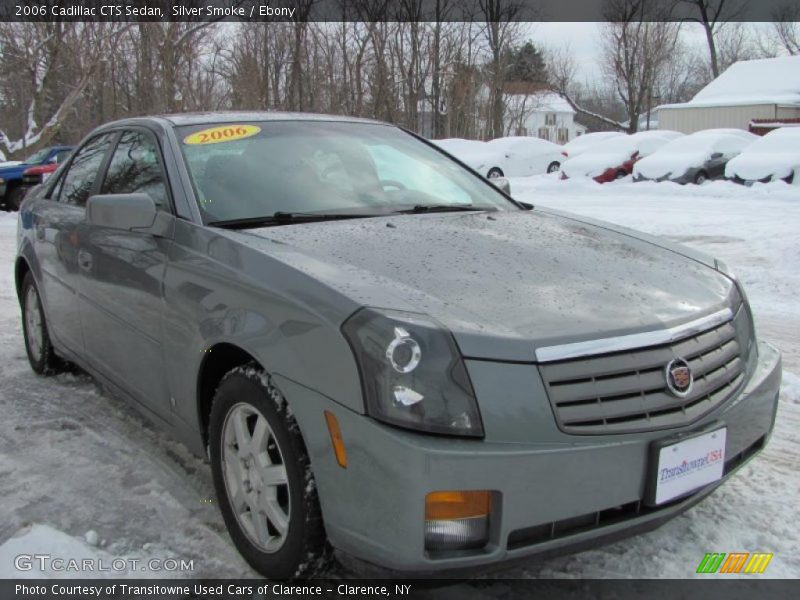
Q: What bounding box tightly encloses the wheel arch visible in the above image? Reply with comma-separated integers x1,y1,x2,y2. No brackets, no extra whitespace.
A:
196,342,260,448
15,256,32,303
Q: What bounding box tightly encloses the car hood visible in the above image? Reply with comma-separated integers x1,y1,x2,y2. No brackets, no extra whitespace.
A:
725,152,799,181
238,210,734,361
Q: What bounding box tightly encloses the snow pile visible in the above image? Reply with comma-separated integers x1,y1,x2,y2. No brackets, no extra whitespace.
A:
725,127,800,182
0,524,182,579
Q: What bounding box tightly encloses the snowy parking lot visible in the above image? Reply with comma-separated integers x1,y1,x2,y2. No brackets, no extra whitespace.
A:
0,176,798,586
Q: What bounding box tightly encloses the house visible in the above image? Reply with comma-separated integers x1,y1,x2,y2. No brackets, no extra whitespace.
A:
659,55,800,134
502,84,586,143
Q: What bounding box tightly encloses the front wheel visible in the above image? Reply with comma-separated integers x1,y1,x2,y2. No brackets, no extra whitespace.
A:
487,167,504,179
21,272,64,375
6,186,26,211
694,171,708,185
209,366,328,579
547,161,560,174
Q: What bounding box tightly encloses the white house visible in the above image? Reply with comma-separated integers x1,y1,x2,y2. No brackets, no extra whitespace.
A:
502,85,586,143
659,55,800,134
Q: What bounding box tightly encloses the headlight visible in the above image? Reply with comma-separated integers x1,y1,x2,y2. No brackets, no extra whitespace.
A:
342,308,484,438
0,177,5,184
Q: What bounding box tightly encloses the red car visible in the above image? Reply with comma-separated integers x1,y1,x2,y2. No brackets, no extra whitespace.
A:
560,131,682,183
22,162,59,186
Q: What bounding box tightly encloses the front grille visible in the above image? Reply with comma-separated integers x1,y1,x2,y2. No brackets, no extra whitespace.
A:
539,307,750,435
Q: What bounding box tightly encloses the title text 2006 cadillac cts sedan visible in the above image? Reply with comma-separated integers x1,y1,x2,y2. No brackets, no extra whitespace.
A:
16,113,781,579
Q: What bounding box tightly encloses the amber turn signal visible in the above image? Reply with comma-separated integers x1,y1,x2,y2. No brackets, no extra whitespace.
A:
324,410,347,468
425,490,491,520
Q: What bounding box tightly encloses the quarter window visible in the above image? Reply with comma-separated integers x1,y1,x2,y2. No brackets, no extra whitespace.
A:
101,130,169,209
57,134,114,206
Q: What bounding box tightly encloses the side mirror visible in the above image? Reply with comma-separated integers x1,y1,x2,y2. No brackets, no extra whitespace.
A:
710,152,723,160
86,193,157,231
490,176,511,195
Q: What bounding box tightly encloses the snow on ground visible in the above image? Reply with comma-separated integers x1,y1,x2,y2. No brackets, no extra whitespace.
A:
0,176,798,588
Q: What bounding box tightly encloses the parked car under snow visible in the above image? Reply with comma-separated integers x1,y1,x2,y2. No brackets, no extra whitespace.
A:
633,129,757,185
561,131,625,159
441,136,566,179
725,127,800,185
561,131,682,183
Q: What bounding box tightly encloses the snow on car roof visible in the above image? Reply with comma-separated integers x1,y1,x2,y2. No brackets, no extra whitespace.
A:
486,136,559,150
660,56,800,109
655,130,755,153
744,126,800,152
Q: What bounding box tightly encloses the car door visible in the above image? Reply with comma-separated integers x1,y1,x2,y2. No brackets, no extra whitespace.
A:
77,128,175,422
32,133,116,356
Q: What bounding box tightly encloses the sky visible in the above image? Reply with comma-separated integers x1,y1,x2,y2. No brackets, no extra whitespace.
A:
529,22,779,85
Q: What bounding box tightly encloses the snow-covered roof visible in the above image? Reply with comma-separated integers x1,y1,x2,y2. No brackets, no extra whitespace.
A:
503,90,575,114
661,56,800,110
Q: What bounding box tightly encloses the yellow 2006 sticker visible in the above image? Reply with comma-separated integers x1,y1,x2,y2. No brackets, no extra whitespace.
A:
183,124,261,145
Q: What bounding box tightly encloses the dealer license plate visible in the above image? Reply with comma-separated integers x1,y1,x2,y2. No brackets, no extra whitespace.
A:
653,427,727,505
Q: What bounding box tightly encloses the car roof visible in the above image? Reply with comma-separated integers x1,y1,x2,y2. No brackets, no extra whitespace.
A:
98,111,389,129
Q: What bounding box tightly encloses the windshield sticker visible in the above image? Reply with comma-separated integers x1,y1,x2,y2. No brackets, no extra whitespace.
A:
184,125,261,145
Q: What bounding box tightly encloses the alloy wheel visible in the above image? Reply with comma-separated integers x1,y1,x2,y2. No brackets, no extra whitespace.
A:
24,285,43,361
221,402,291,553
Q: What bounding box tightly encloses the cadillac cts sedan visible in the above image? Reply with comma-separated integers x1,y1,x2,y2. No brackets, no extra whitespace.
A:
16,112,781,579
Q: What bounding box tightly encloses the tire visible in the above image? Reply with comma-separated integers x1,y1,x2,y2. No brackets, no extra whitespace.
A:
6,185,26,211
487,167,504,179
694,171,708,185
547,161,560,174
615,170,627,180
209,365,328,579
21,272,64,375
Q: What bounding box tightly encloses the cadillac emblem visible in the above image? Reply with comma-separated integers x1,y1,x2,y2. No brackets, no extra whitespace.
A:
665,358,693,398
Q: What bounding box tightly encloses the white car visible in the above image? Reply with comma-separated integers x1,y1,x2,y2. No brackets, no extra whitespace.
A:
561,130,682,183
633,129,757,184
448,136,566,178
725,127,800,185
562,131,625,158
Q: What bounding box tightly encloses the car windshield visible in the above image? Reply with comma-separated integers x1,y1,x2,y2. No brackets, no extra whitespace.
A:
176,120,516,225
24,149,50,164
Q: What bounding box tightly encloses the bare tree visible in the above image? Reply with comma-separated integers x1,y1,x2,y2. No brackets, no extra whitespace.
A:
546,44,628,131
772,2,800,55
0,22,131,158
600,0,680,132
477,0,525,138
679,0,746,77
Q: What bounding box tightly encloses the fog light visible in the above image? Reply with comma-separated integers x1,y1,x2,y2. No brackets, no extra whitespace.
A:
424,491,491,551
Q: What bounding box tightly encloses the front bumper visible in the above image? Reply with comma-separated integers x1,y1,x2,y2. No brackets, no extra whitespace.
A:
278,341,781,575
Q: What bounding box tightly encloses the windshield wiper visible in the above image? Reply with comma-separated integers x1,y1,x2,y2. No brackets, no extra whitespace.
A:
207,211,378,229
393,204,493,214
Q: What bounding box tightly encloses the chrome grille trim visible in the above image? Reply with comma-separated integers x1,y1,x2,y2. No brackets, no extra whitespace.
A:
534,307,733,363
539,306,748,435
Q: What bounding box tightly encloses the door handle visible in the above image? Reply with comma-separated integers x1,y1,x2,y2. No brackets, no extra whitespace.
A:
77,249,93,271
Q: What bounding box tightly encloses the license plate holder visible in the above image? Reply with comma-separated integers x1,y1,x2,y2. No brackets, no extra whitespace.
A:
645,427,727,506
